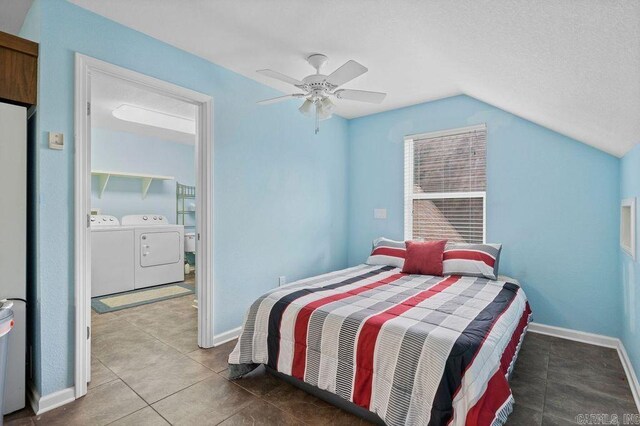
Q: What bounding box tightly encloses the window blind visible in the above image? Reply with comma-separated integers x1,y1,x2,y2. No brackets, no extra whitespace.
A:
404,125,487,244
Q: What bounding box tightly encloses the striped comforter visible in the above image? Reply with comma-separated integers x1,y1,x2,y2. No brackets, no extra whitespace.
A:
229,264,531,426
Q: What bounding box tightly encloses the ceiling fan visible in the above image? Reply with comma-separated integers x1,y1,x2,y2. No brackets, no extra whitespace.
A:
257,54,386,134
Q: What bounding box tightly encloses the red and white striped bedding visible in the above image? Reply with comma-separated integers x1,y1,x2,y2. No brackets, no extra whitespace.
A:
229,264,531,426
443,243,502,280
367,237,406,269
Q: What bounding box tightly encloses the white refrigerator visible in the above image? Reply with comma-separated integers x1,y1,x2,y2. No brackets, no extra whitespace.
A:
0,102,27,414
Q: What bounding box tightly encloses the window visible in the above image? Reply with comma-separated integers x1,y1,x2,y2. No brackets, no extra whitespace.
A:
404,124,487,243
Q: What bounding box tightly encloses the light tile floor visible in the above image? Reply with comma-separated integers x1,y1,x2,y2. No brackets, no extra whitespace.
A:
4,296,638,425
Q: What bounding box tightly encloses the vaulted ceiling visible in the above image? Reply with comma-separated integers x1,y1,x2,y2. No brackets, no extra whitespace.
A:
11,1,640,156
0,0,32,34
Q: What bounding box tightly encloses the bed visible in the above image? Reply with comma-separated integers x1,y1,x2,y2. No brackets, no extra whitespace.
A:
229,264,531,426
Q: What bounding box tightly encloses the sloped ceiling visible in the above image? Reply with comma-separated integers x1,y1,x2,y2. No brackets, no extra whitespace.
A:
65,1,640,156
0,0,32,35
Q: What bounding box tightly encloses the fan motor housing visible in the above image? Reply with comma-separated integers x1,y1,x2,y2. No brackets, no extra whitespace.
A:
302,74,332,95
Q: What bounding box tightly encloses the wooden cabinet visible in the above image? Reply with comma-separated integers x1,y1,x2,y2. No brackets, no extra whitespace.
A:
0,31,38,106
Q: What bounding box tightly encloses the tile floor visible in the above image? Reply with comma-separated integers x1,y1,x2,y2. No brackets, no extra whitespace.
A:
506,332,638,425
4,297,638,425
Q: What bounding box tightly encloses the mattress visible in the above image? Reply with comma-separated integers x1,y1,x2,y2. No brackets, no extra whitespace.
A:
229,264,531,426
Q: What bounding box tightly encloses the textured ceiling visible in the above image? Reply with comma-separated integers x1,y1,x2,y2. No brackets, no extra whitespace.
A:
92,72,196,144
51,1,640,155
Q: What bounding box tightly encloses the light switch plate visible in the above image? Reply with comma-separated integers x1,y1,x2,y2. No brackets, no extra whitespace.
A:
48,132,64,150
278,276,286,286
374,208,387,219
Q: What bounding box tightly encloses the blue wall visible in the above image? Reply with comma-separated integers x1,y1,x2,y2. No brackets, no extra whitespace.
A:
20,0,637,402
347,95,621,337
91,128,195,227
620,145,640,378
21,0,349,396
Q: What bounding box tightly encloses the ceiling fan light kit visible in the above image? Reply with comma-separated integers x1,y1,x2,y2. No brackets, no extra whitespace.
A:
320,97,335,113
257,54,386,134
298,99,314,117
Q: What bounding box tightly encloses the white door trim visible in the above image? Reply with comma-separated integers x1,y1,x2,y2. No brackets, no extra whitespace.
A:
74,53,214,399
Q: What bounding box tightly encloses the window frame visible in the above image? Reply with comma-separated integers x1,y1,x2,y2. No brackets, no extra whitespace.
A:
403,124,487,243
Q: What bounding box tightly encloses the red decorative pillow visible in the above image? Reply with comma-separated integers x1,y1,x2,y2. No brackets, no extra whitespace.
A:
401,240,447,276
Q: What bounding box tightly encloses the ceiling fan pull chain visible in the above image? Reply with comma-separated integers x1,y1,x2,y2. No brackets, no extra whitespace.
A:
315,101,320,134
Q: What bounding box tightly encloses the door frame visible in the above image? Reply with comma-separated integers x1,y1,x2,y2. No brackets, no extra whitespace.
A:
74,53,214,398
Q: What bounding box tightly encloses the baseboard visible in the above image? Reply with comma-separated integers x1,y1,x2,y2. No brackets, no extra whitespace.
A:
27,381,75,415
617,341,640,411
528,322,618,348
213,326,241,346
528,322,640,411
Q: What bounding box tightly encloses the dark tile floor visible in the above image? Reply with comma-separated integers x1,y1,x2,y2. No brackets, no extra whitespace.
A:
507,332,638,425
4,297,638,425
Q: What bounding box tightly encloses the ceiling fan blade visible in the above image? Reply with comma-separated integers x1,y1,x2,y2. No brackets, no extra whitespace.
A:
257,94,305,105
335,89,386,104
326,60,368,87
256,69,304,86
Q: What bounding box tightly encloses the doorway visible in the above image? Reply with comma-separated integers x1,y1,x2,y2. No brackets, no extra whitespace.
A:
74,54,213,399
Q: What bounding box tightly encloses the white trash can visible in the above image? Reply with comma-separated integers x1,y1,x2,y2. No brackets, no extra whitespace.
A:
0,301,14,426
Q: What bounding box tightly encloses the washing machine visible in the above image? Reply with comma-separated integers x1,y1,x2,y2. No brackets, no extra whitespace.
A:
121,215,185,289
91,215,135,297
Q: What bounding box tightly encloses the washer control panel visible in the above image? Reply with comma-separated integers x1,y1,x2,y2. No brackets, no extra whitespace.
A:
121,214,169,226
90,215,120,227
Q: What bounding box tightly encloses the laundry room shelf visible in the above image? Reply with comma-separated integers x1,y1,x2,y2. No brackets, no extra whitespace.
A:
92,170,175,199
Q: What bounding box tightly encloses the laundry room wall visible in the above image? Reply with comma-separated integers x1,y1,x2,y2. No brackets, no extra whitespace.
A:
90,127,196,227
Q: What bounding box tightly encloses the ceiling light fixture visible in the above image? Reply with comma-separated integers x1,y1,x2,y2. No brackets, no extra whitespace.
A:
112,104,196,134
320,97,335,113
298,99,314,117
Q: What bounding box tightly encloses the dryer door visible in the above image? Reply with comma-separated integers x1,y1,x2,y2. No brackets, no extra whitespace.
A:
140,231,181,267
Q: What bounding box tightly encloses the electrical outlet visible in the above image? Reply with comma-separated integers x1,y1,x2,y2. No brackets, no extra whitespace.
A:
278,276,286,286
